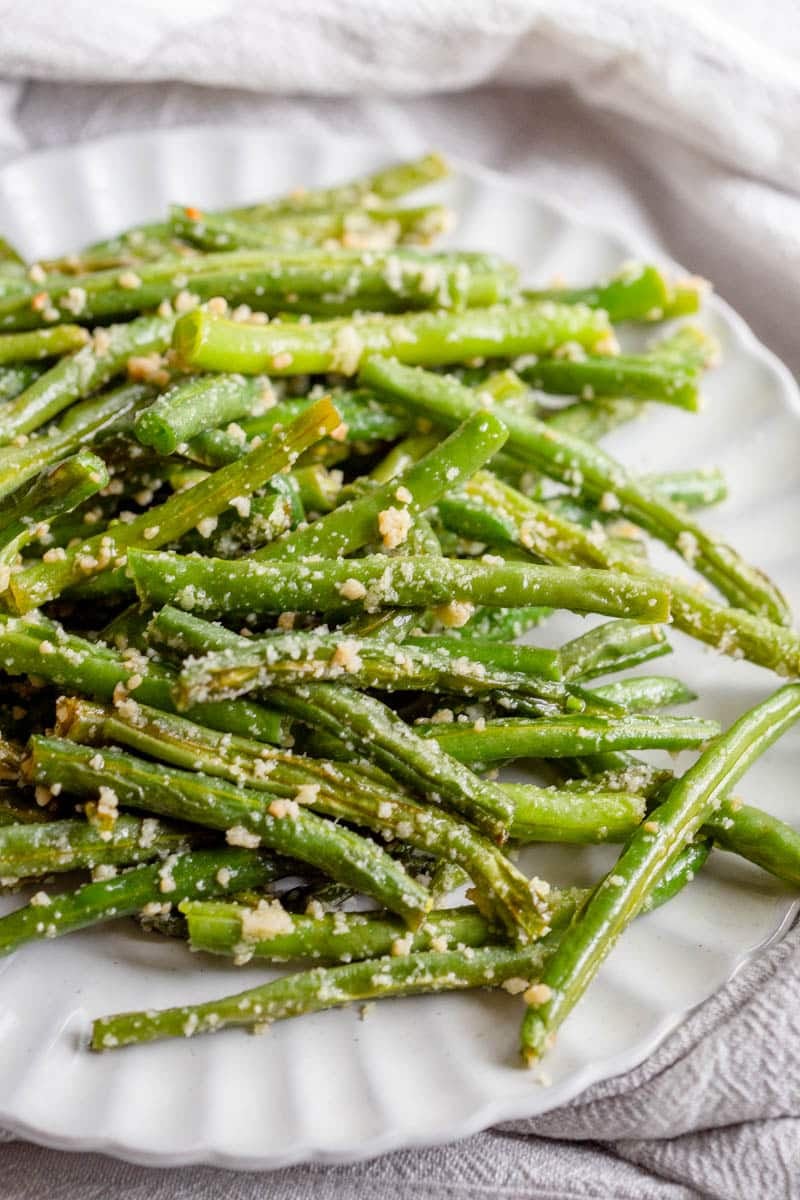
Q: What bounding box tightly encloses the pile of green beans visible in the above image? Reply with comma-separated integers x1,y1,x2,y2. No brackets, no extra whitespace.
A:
0,152,796,1073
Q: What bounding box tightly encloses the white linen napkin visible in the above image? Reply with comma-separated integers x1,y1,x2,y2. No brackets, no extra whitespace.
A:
0,4,799,1196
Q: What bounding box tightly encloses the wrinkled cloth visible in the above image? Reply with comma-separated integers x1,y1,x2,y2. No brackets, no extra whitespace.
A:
1,3,799,1197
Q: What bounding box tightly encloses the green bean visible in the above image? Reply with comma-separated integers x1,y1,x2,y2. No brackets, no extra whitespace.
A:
544,397,645,441
588,676,697,712
57,697,546,941
403,636,561,681
505,784,645,843
254,409,509,560
519,682,800,1064
0,814,191,882
0,613,286,745
184,903,498,962
644,468,727,509
0,848,283,957
0,325,89,364
523,264,672,322
6,395,340,612
231,152,451,218
144,607,520,845
0,363,46,403
361,358,789,624
559,620,672,681
451,605,553,641
706,801,800,885
129,550,671,623
521,354,700,412
0,451,108,568
79,155,451,269
28,737,432,928
0,315,173,442
89,838,709,1050
92,939,557,1049
134,373,271,455
170,204,452,254
564,750,800,889
0,248,514,331
0,381,152,502
291,464,342,513
185,391,411,469
173,302,614,377
174,629,569,712
442,467,800,677
414,712,719,766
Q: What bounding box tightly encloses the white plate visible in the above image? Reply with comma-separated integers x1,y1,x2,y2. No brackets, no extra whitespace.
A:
0,127,798,1169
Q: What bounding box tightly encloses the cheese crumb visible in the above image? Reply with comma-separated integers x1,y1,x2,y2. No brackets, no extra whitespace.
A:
96,786,118,822
501,977,530,996
267,798,300,820
240,898,294,942
331,640,364,674
226,825,261,848
92,864,118,882
523,982,552,1006
294,783,320,805
377,506,412,550
433,600,474,629
30,891,52,907
339,577,367,601
230,495,251,519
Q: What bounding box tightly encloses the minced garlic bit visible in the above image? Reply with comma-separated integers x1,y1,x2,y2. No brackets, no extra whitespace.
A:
61,285,88,316
523,982,552,1007
271,351,293,370
277,611,296,631
240,898,294,942
118,270,142,290
331,639,364,674
267,798,300,820
330,325,364,374
377,506,412,550
226,825,261,848
92,328,113,356
676,530,700,565
598,491,621,513
92,864,118,882
294,783,320,806
230,495,251,519
338,577,367,601
643,820,660,833
127,352,170,387
35,782,52,811
433,600,474,629
195,516,218,539
394,485,412,504
501,977,530,996
391,934,413,957
96,786,119,822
